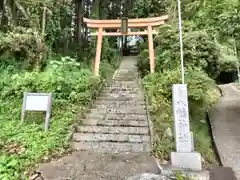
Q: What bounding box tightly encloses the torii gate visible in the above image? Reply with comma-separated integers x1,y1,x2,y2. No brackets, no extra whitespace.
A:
83,15,169,75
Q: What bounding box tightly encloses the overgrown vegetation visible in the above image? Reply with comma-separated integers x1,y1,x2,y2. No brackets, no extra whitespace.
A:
175,171,192,180
0,57,101,179
0,55,119,180
0,0,120,179
137,0,239,167
142,69,220,166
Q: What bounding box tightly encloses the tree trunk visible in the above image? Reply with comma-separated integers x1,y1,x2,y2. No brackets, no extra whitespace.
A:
0,0,8,31
41,5,46,37
75,0,83,47
9,0,16,25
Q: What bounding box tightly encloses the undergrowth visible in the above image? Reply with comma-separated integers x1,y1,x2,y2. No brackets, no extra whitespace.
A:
142,69,220,167
0,55,118,179
138,22,224,168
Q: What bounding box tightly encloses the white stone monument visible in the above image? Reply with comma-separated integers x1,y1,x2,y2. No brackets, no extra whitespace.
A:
171,84,202,171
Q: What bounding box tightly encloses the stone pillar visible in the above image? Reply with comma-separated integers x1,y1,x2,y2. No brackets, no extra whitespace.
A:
171,84,202,171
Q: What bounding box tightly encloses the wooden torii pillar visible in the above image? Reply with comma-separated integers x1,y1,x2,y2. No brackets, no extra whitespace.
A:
83,15,168,75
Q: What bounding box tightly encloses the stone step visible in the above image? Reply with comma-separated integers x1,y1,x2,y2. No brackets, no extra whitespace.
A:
112,80,139,82
81,119,148,127
102,86,140,90
114,73,137,76
101,88,141,94
114,77,137,79
92,104,145,110
90,108,146,114
111,81,139,84
93,100,146,106
99,93,144,98
117,66,137,69
72,141,151,153
100,91,142,96
115,74,138,77
105,87,141,91
85,113,147,121
117,70,137,72
106,84,140,89
76,125,149,135
107,82,139,85
73,133,150,143
113,78,137,81
114,71,137,74
115,70,138,73
96,96,145,101
115,71,138,74
92,104,145,109
113,74,138,77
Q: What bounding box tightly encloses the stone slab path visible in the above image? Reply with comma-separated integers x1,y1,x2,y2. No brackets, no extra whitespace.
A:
35,56,157,180
36,152,160,180
72,56,151,153
208,83,240,180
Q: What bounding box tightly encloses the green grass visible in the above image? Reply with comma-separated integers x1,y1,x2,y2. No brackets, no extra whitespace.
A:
191,115,218,166
0,88,103,179
0,58,110,179
142,72,221,168
0,99,86,178
175,171,192,180
148,97,220,168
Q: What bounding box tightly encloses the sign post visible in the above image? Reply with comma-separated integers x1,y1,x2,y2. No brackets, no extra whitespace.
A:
121,17,128,56
21,92,53,131
121,17,128,34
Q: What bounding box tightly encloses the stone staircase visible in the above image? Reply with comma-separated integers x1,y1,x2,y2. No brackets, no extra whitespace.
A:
72,56,151,153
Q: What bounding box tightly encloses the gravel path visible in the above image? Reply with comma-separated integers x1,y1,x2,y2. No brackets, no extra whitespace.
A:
208,83,240,179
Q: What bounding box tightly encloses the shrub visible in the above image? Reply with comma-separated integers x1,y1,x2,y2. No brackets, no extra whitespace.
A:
101,38,120,69
0,57,103,180
138,23,220,79
0,56,102,105
142,68,220,163
0,154,20,179
0,27,46,70
0,40,120,178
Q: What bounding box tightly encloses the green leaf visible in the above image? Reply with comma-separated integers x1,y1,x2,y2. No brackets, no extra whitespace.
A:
7,159,18,167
